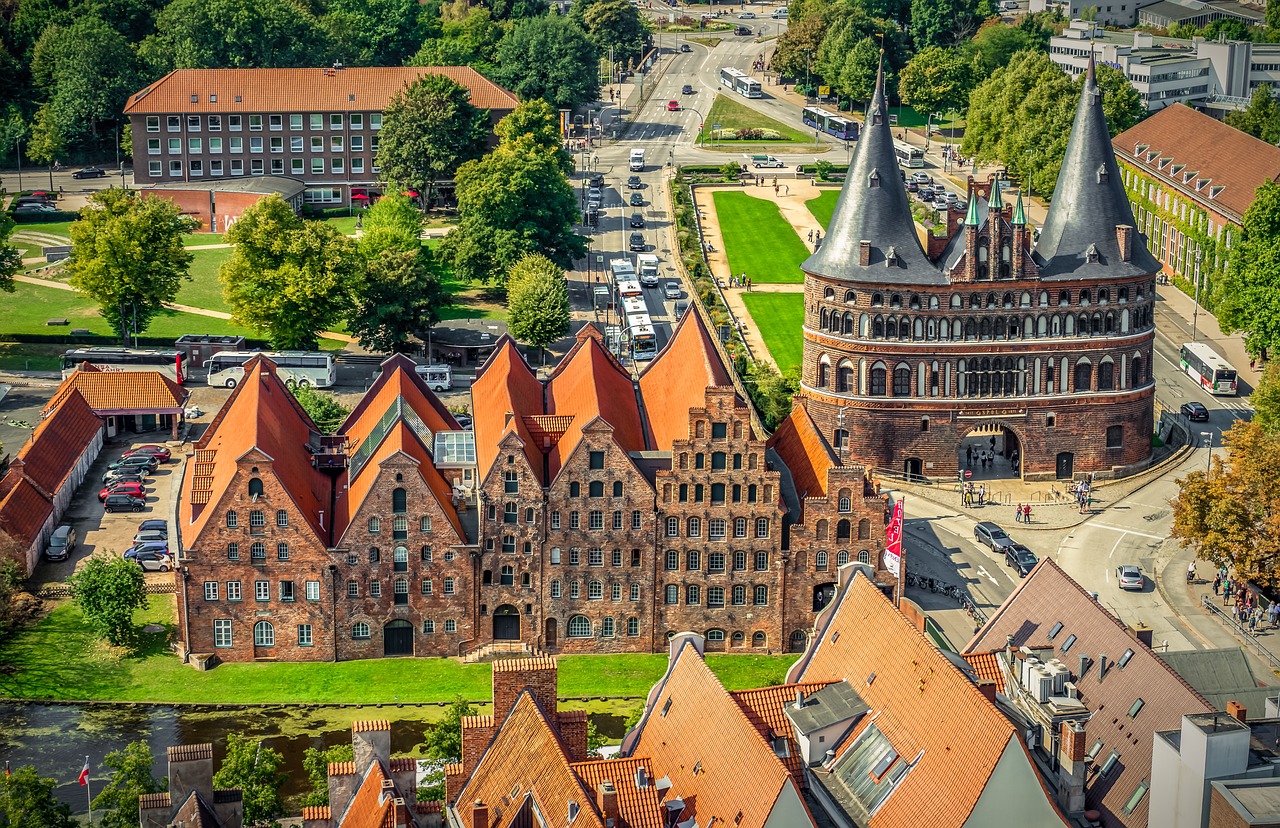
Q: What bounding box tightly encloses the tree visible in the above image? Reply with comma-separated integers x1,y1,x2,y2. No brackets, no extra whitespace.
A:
138,0,331,73
1094,62,1145,135
506,254,570,363
1226,83,1280,144
771,13,828,82
586,720,608,757
495,98,569,155
969,16,1052,75
300,744,353,807
1216,181,1280,357
220,195,362,349
421,696,477,761
68,556,147,648
1172,420,1280,586
377,73,489,208
493,15,599,110
581,0,649,66
910,0,991,49
1252,360,1280,435
1202,17,1250,41
213,734,285,827
26,104,65,190
0,211,21,295
320,0,429,66
410,3,503,71
91,742,165,828
30,15,140,150
0,108,29,165
66,190,194,344
0,556,28,638
899,45,973,118
836,36,885,106
291,385,351,433
0,765,74,828
441,134,586,284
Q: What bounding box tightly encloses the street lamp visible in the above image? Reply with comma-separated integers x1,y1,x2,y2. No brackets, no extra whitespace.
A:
926,112,941,152
1201,431,1213,473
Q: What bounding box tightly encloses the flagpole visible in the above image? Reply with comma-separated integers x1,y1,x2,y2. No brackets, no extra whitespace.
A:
84,756,93,826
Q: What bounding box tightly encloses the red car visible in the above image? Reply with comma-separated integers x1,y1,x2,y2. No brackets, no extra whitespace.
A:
124,444,171,463
667,100,680,112
99,481,146,502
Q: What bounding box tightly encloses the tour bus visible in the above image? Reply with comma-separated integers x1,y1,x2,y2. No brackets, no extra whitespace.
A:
802,106,859,141
61,347,187,384
627,313,658,361
892,139,925,168
630,148,646,171
206,350,338,389
720,67,763,98
1180,342,1238,396
414,363,452,392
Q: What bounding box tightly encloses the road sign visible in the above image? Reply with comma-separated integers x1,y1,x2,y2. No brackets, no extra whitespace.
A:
964,470,972,479
818,85,830,97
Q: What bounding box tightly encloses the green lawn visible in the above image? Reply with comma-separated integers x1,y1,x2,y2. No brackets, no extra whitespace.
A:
741,292,804,372
0,601,798,704
712,191,808,284
806,190,840,228
705,94,809,144
177,247,233,312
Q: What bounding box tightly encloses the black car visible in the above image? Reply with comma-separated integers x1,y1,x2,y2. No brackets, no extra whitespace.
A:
735,25,752,35
103,493,146,513
589,173,604,188
629,232,646,251
630,213,645,228
627,175,643,189
629,192,644,206
681,43,691,52
1005,544,1038,577
905,180,919,193
1181,401,1210,422
682,84,695,94
72,167,105,179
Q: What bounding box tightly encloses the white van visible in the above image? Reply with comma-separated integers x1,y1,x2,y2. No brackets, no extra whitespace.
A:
752,154,785,168
772,7,788,17
415,364,452,392
637,254,660,286
630,148,645,171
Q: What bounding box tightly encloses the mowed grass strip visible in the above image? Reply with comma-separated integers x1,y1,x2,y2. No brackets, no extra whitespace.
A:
712,191,808,284
741,292,804,372
0,601,799,704
806,189,840,228
705,93,810,143
176,246,234,312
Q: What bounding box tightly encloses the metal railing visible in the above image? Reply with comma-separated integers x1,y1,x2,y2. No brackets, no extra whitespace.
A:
904,571,988,625
1202,595,1280,672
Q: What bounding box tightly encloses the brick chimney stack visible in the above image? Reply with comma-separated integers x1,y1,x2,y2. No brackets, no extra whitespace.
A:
472,800,490,828
1116,224,1133,262
1228,701,1247,723
858,240,871,267
598,781,620,825
1056,721,1088,815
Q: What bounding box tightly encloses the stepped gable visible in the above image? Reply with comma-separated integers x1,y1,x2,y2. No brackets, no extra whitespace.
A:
802,58,944,286
767,404,838,499
638,308,733,450
181,356,332,542
472,336,545,483
1034,54,1161,280
545,327,648,479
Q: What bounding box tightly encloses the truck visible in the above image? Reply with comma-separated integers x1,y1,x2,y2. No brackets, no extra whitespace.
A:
629,148,645,171
637,254,660,287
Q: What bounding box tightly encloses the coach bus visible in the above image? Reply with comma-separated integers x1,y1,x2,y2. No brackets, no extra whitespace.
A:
892,139,925,168
206,350,338,389
720,67,763,98
627,313,658,361
802,106,859,141
61,347,187,383
1180,342,1238,396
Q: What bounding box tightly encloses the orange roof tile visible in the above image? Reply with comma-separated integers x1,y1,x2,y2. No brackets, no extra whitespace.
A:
767,405,836,499
0,473,53,548
791,574,1069,828
629,641,806,828
456,692,603,828
545,331,647,479
341,355,458,448
965,558,1213,828
731,682,832,788
570,757,665,828
181,357,332,544
301,805,331,820
47,367,187,413
334,760,399,828
472,337,545,483
124,67,518,115
961,650,1006,694
18,389,101,498
638,308,733,450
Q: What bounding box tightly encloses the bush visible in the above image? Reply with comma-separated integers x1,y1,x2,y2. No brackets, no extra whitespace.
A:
735,128,762,140
720,162,742,182
814,160,835,182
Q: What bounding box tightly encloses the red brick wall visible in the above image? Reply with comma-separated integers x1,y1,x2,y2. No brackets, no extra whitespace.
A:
140,188,269,233
492,663,558,718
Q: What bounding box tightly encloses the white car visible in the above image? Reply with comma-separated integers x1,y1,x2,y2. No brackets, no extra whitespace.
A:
1116,565,1144,591
739,11,757,17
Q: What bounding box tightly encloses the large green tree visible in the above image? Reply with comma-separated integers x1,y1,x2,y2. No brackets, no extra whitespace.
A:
968,15,1052,76
320,0,429,66
138,0,331,72
493,14,599,110
220,195,361,350
0,765,74,828
899,45,973,118
421,696,476,760
0,212,21,295
1252,360,1280,435
68,556,147,647
377,73,489,208
66,189,195,344
291,385,351,433
494,99,573,172
91,742,166,828
506,253,569,363
26,104,65,189
441,134,585,284
910,0,992,49
1094,62,1145,135
30,15,140,149
300,744,353,807
579,0,648,65
771,12,829,82
1216,180,1280,356
410,3,503,70
213,734,285,827
1226,83,1280,144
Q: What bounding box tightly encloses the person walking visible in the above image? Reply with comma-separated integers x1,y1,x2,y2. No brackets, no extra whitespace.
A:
1213,573,1222,596
978,484,986,505
1014,504,1022,523
1024,504,1032,524
1249,606,1260,633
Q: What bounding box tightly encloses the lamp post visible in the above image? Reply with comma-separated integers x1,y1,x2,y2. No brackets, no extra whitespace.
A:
926,112,941,152
1201,431,1213,473
1192,248,1203,342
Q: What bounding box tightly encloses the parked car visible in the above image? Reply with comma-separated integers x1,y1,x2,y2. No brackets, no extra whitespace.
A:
45,525,76,562
72,167,105,179
664,281,682,300
667,99,681,112
1117,564,1144,591
105,454,158,475
682,84,695,95
674,299,689,317
629,192,644,206
124,444,171,463
629,232,646,251
627,175,643,189
739,10,756,17
974,521,1016,553
125,539,169,557
911,172,933,185
1181,401,1210,422
138,519,169,534
1005,544,1038,577
126,549,173,572
952,200,968,213
102,469,147,486
630,213,645,228
103,493,146,513
132,530,168,545
15,204,56,214
99,481,146,501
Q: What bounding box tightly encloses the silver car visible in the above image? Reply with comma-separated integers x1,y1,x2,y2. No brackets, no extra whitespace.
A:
1117,565,1144,591
664,281,682,300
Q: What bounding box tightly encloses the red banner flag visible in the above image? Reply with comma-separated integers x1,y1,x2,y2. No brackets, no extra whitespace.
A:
883,498,904,577
77,758,89,787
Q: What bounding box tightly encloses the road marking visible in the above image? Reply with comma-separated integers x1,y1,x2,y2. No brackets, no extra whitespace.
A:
1108,535,1124,559
975,565,998,586
1087,523,1166,541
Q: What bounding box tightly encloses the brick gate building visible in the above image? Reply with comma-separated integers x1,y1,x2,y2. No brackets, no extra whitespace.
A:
799,57,1159,482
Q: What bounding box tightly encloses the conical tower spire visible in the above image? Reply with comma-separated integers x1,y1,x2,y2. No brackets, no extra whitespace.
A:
1012,190,1027,225
1034,50,1160,278
801,54,944,285
988,176,1004,212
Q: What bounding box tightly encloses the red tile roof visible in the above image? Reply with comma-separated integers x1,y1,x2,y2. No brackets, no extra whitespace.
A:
124,67,518,115
965,558,1213,828
731,682,832,787
301,805,331,820
570,757,665,828
961,650,1006,694
629,641,807,828
791,574,1069,828
340,355,458,448
638,308,733,450
47,366,188,413
472,337,545,483
18,389,101,497
767,404,836,499
1112,103,1280,223
334,760,400,828
0,473,53,549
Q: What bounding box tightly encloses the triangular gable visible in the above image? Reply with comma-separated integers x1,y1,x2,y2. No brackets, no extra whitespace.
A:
0,473,53,548
336,758,398,828
546,333,647,478
767,405,837,499
341,354,458,448
473,336,545,484
638,310,733,451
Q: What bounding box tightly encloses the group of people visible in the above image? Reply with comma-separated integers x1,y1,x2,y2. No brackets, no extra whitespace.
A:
729,273,752,289
1213,568,1280,632
806,229,823,248
965,443,999,470
1013,504,1034,524
1072,478,1094,514
961,482,986,507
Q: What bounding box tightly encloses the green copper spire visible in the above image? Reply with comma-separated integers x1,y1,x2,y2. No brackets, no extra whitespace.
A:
989,176,1004,212
1012,189,1027,225
965,187,982,226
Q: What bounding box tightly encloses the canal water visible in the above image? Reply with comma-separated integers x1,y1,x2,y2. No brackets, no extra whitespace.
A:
0,702,632,815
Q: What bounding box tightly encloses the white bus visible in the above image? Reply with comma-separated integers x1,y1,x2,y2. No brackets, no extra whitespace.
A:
720,67,763,98
1180,342,1238,396
206,350,338,389
614,279,644,301
621,296,648,317
893,139,925,168
627,313,658,361
61,347,188,384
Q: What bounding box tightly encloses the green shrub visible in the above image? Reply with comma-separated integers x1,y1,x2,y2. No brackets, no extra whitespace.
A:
814,160,835,182
720,162,742,182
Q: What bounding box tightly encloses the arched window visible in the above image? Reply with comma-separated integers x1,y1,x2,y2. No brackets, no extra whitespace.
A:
1098,359,1114,391
871,292,884,306
1075,361,1093,391
858,519,871,539
837,550,849,566
836,519,851,540
567,615,592,637
815,519,828,540
253,620,274,647
872,316,885,338
1132,355,1144,387
893,365,911,396
845,290,856,303
707,628,726,642
820,308,829,330
843,312,854,335
869,364,887,396
1080,289,1092,306
950,294,962,308
1058,290,1070,306
588,580,603,599
818,362,830,387
351,622,370,639
824,286,835,300
226,510,238,528
753,631,767,647
248,478,264,498
890,293,902,308
816,551,829,570
392,488,407,513
836,363,854,393
858,550,871,564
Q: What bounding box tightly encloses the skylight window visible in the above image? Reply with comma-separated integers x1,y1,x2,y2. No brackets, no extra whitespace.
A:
834,724,908,815
1123,780,1149,815
1100,751,1120,779
1118,648,1134,669
1048,622,1064,640
1061,634,1077,653
1087,739,1103,761
1128,698,1145,719
660,697,672,718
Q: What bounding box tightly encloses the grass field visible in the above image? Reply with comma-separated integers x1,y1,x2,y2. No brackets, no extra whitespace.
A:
806,190,840,228
741,292,804,372
705,94,809,144
712,191,808,284
176,247,233,312
0,601,798,704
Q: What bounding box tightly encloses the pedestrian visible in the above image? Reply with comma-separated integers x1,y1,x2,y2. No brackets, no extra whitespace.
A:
966,446,973,468
1250,607,1260,632
978,484,986,505
1014,504,1022,523
1271,602,1280,628
808,229,814,242
1251,358,1257,371
1213,573,1222,595
1024,504,1032,524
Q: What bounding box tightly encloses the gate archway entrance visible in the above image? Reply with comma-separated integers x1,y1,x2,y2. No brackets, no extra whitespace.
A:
904,457,923,481
384,619,413,656
493,604,520,641
959,421,1023,480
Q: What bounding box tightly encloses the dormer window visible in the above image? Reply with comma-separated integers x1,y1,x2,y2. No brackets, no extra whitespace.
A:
869,169,881,189
1085,243,1100,264
1097,164,1109,183
886,246,898,267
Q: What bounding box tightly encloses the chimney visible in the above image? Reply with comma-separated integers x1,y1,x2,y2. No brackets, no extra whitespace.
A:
352,721,391,772
858,240,871,266
1056,721,1088,815
976,680,998,703
1130,623,1153,648
1077,654,1090,679
472,800,490,828
1116,224,1133,262
1228,701,1248,723
597,781,620,825
1062,721,1086,763
166,744,215,815
794,690,805,709
1098,655,1109,683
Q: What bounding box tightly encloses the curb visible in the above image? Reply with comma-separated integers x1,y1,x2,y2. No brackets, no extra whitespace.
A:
1150,547,1218,651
